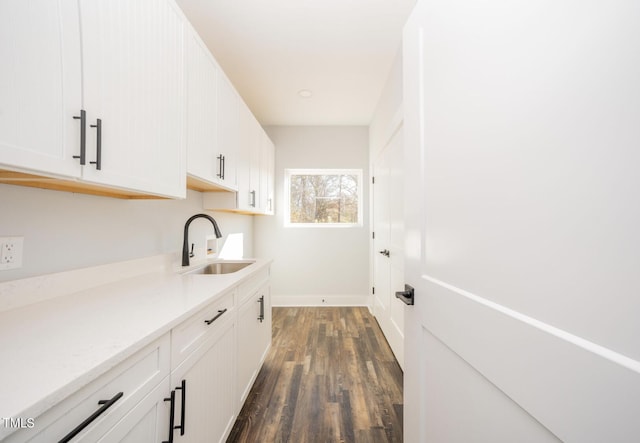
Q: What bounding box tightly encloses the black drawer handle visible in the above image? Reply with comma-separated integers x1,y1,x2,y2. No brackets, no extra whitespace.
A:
204,308,227,325
58,392,123,443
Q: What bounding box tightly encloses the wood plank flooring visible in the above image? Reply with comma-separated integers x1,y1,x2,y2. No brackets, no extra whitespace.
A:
227,307,403,443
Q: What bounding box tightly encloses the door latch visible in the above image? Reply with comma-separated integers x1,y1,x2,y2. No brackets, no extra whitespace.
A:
395,284,415,305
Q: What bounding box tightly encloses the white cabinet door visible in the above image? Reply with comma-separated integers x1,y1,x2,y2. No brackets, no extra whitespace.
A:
236,102,256,212
185,25,238,193
216,73,239,189
79,0,186,198
237,282,271,404
96,378,171,443
0,0,82,178
171,316,236,443
259,133,275,215
186,26,219,188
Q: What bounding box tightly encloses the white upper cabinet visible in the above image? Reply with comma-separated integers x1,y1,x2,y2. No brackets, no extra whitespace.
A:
1,0,270,203
203,100,274,215
0,0,186,199
79,0,186,198
185,26,238,192
0,0,82,178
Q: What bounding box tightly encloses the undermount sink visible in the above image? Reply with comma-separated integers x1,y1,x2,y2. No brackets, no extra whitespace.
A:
184,260,255,275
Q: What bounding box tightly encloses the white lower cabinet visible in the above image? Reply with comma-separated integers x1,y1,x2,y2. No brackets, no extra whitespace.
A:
96,377,171,442
5,334,171,443
168,289,236,443
170,316,236,443
5,267,271,443
237,280,271,404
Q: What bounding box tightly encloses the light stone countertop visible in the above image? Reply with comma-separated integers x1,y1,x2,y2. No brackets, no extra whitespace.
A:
0,257,271,438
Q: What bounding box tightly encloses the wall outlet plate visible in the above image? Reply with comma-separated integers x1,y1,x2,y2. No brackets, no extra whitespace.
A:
0,236,24,270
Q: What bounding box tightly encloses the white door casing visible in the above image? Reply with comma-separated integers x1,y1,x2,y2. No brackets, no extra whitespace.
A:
403,0,640,442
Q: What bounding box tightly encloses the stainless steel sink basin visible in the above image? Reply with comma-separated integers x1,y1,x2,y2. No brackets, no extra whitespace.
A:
185,260,255,275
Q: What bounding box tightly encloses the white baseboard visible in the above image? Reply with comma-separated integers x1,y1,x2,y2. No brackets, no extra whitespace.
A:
272,294,370,307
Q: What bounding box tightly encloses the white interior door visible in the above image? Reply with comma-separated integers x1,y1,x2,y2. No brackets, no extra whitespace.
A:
403,0,640,442
372,125,405,369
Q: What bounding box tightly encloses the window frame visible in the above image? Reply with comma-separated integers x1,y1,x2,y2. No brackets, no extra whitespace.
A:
284,168,364,228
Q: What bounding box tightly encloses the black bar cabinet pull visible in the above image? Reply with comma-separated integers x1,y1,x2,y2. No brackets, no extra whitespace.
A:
89,118,102,170
58,392,123,443
217,154,223,179
162,390,176,443
221,155,225,180
174,379,186,435
250,190,256,207
204,308,227,325
258,295,265,323
72,109,87,165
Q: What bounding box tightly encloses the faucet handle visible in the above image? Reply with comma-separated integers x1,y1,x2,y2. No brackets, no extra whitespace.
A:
189,243,195,258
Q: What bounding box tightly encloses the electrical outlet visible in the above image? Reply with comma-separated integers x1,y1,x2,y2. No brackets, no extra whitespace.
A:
0,236,24,270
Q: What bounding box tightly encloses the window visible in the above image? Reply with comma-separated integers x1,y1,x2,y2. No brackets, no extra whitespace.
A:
285,169,363,227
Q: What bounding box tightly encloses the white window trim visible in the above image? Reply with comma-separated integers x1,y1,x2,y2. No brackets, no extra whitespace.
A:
284,168,363,228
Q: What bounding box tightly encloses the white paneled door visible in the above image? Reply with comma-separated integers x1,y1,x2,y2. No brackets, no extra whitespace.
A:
372,123,405,370
403,0,640,442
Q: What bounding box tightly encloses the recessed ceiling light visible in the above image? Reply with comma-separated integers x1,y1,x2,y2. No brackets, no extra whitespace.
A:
297,89,313,98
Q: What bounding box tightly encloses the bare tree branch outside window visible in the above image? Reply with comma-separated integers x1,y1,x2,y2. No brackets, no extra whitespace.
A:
286,169,362,226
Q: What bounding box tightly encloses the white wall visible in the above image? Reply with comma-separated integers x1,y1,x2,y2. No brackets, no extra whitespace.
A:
370,48,403,160
254,126,370,306
0,185,254,282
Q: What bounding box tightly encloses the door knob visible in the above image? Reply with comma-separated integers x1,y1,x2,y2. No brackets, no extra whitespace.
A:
379,249,390,257
395,284,415,305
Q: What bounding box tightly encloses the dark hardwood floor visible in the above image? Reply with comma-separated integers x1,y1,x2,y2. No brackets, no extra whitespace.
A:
227,307,403,443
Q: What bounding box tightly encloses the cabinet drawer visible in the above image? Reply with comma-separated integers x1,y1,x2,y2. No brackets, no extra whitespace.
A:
237,267,269,305
6,334,170,443
171,289,235,368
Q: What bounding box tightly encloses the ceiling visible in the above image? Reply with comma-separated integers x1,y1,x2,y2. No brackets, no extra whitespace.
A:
175,0,416,126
